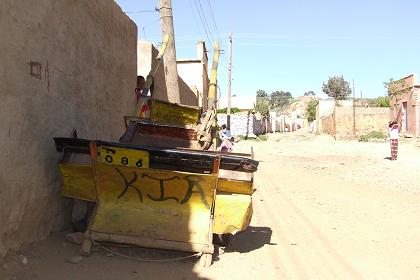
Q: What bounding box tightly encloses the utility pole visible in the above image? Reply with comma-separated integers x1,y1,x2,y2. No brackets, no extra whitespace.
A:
360,90,363,99
352,79,356,137
227,31,232,130
159,0,180,104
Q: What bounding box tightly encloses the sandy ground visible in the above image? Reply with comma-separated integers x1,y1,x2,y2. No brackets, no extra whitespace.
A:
2,131,420,280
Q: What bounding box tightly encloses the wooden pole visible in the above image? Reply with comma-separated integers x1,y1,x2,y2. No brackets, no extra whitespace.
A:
208,41,220,150
353,79,356,137
227,32,232,130
208,41,220,109
159,0,180,104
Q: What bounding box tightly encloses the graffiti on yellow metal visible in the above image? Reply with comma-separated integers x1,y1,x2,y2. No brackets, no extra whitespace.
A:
108,166,212,208
99,146,149,168
90,162,217,243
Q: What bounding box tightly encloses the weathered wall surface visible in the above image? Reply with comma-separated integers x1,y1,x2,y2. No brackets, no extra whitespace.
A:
389,88,420,136
0,0,137,258
320,107,389,138
321,115,335,135
335,107,389,137
177,41,208,109
137,41,199,107
218,113,270,137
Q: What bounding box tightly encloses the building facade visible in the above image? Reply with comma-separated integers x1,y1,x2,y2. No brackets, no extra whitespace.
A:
389,74,420,137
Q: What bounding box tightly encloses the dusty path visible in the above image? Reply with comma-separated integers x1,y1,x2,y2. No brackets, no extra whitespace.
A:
202,133,420,279
2,132,420,279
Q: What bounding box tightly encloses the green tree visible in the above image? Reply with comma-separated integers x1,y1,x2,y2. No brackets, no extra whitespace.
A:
254,90,269,116
306,98,318,122
383,78,409,103
304,91,316,96
375,96,390,107
217,107,240,114
269,90,292,109
256,89,268,98
322,76,351,100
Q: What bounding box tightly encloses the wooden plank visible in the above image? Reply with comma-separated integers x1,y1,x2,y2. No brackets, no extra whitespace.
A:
150,99,200,126
91,232,214,254
136,122,197,140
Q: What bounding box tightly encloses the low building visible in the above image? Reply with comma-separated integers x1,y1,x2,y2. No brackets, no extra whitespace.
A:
316,99,389,139
388,74,420,137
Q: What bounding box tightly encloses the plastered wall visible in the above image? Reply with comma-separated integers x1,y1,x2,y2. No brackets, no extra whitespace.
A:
0,0,137,258
137,41,201,107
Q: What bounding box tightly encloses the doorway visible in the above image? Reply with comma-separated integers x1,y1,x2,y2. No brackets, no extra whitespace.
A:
402,102,408,132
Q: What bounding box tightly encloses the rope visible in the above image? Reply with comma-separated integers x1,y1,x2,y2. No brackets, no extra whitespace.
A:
92,240,208,263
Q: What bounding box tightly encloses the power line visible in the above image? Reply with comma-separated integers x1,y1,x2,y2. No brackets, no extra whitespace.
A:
197,0,214,41
139,18,161,41
206,0,223,49
193,0,213,47
124,8,159,14
188,0,206,42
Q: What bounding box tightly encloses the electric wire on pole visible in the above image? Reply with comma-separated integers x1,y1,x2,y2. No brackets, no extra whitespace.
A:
159,0,180,103
227,31,232,129
353,79,356,137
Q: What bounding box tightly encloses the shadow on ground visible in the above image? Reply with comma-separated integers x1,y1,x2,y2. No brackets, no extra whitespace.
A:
225,226,275,254
0,232,211,280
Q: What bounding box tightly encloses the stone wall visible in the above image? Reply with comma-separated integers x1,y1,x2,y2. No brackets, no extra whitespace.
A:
320,107,389,138
218,113,269,137
321,115,335,135
0,0,137,258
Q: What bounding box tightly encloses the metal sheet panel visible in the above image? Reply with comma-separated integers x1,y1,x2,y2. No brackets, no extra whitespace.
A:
90,162,217,245
60,164,96,202
218,178,253,195
213,193,253,234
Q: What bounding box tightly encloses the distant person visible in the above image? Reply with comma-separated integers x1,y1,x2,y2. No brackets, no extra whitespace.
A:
219,124,234,152
387,121,401,160
220,137,234,152
219,124,232,140
135,75,145,102
135,75,150,117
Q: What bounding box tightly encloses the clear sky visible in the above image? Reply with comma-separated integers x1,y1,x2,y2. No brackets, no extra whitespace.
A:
115,0,419,99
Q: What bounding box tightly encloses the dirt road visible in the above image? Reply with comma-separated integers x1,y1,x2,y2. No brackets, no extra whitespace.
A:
2,132,420,279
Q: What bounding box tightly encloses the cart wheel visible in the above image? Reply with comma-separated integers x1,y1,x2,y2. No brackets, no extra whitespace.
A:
213,233,232,247
199,253,212,267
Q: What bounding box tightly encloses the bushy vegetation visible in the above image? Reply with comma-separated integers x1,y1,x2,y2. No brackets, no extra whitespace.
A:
236,134,268,141
373,96,390,107
256,134,269,141
359,131,387,142
305,99,318,122
254,89,295,115
217,107,240,114
355,97,390,107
